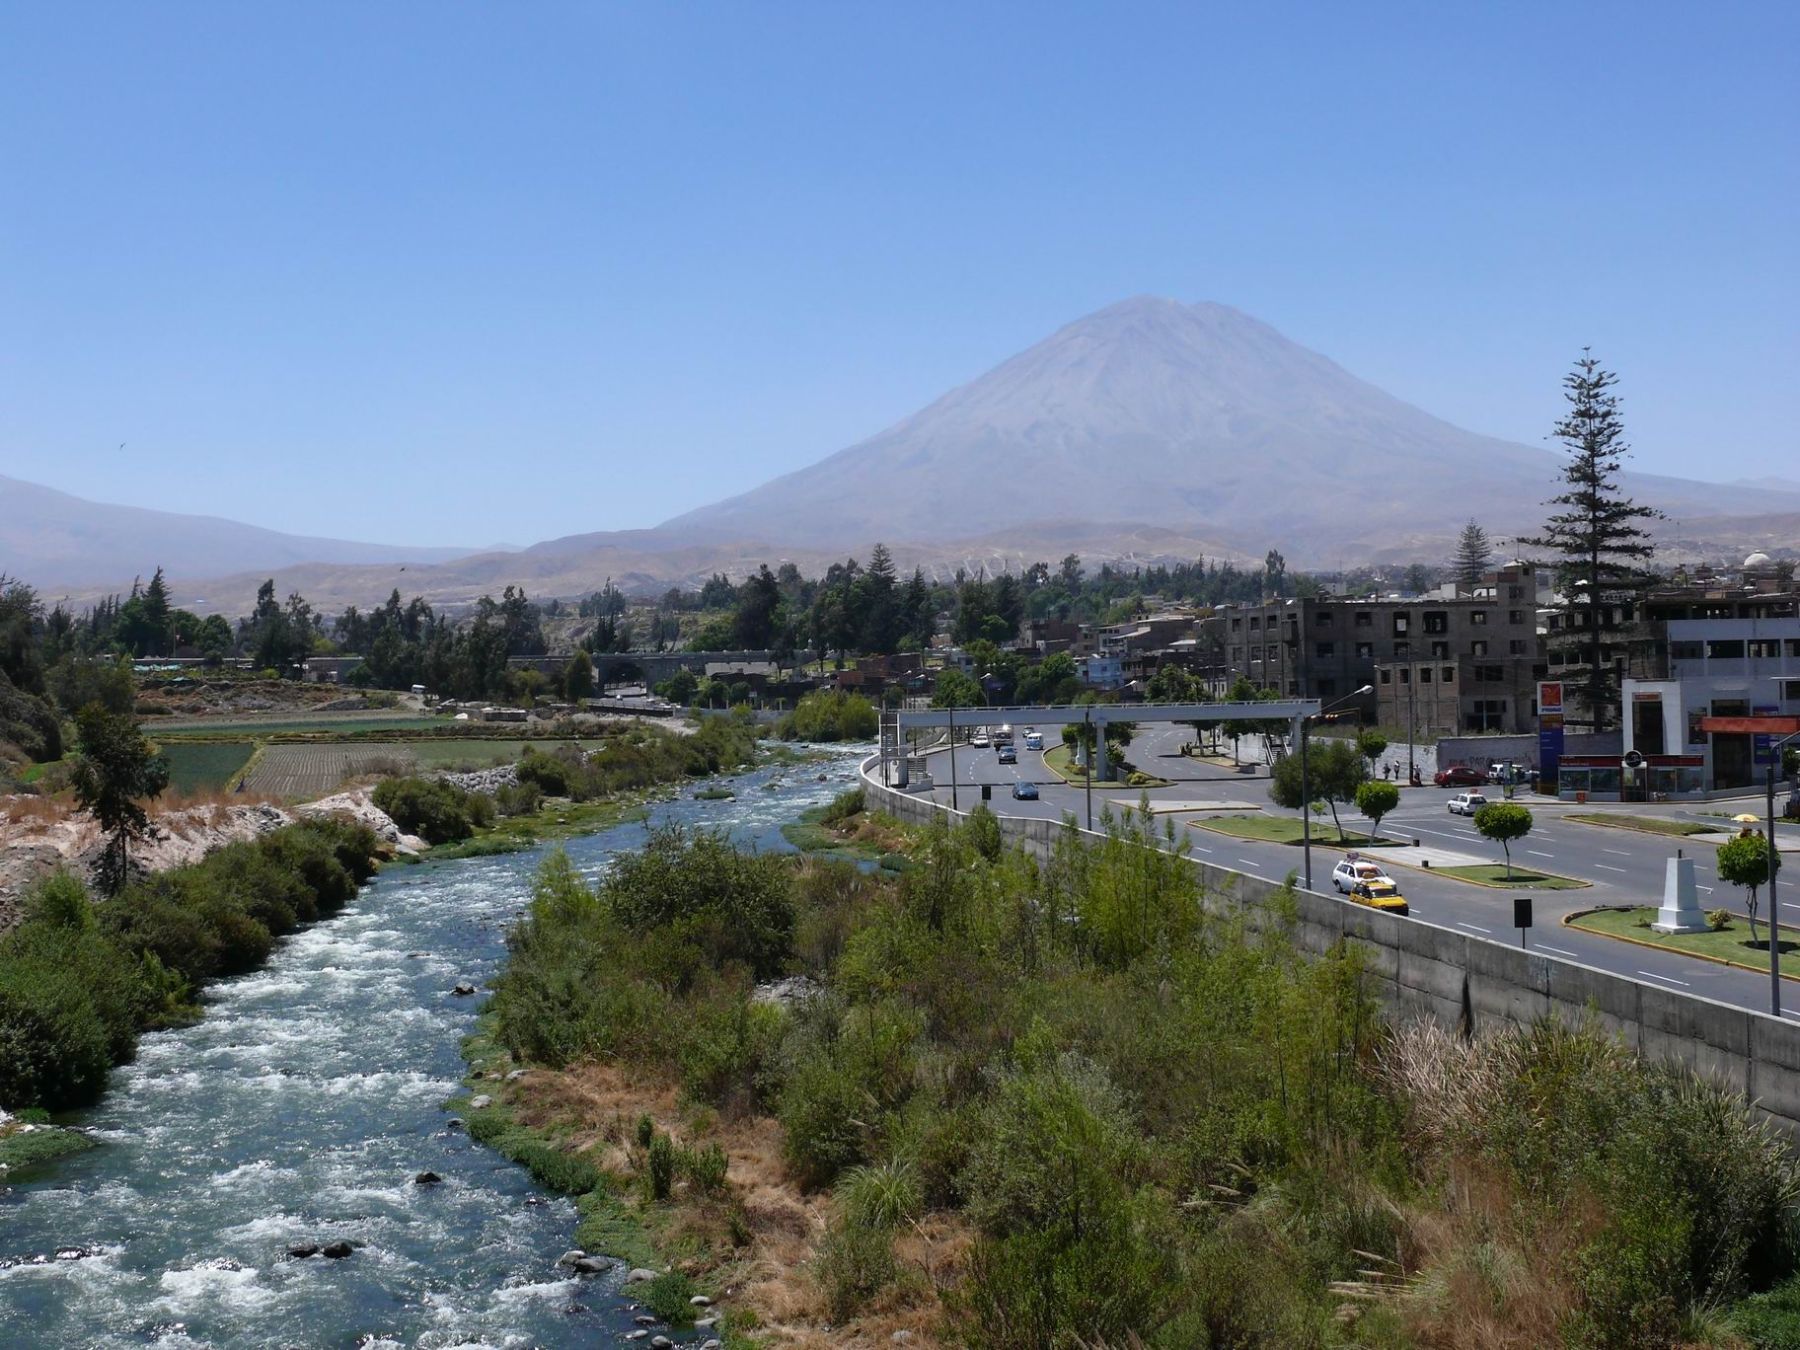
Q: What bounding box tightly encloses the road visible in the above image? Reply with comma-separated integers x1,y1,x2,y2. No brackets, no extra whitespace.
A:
906,720,1800,1019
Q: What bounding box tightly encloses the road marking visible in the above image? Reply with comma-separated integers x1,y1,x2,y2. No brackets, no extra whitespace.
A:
1527,850,1555,858
1537,943,1578,958
1595,864,1629,873
1238,858,1261,870
1697,885,1714,893
1457,921,1492,934
1783,1009,1800,1021
1638,970,1691,988
1191,845,1213,854
1603,848,1632,857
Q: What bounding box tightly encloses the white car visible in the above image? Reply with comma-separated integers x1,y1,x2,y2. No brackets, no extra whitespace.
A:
1331,855,1394,894
971,731,990,748
1024,731,1044,751
1448,792,1488,816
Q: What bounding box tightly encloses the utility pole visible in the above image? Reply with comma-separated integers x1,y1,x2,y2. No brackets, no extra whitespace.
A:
1770,732,1799,1017
1407,666,1416,785
948,709,958,812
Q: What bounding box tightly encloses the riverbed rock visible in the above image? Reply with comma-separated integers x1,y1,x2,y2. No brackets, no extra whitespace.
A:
634,1314,659,1325
689,1294,713,1306
451,983,477,997
624,1266,658,1284
750,975,821,1010
572,1256,611,1274
650,1338,673,1349
555,1249,586,1268
467,1094,492,1110
413,1171,441,1185
505,1068,527,1081
286,1244,319,1259
320,1241,354,1259
445,1117,465,1131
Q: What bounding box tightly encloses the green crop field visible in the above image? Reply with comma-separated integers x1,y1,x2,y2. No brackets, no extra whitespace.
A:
157,741,256,794
152,714,443,738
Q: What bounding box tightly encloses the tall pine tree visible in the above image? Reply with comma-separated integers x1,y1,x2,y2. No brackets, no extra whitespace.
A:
1452,520,1493,590
1520,352,1661,732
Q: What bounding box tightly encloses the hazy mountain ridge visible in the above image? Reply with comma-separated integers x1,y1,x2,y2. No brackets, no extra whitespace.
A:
0,475,481,593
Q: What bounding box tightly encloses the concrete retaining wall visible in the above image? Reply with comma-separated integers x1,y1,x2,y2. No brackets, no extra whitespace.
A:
862,758,1800,1136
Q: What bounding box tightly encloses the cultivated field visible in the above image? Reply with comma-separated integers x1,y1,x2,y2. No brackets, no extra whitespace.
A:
241,745,416,799
157,741,256,794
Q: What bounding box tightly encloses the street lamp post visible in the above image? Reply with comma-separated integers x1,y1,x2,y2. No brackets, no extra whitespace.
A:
1301,684,1376,892
1769,731,1800,1016
1407,668,1417,785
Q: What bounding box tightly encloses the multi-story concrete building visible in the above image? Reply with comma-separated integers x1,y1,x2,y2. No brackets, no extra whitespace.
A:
1217,563,1542,730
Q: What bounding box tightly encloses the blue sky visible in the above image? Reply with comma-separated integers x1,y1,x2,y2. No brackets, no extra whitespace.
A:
2,2,1793,546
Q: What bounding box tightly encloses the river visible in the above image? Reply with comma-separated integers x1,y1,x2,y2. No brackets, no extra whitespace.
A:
0,751,865,1348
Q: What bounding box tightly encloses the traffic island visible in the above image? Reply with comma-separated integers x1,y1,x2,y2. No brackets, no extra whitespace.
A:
1041,744,1171,789
1189,814,1401,847
1564,812,1719,840
1567,906,1800,979
1428,864,1590,889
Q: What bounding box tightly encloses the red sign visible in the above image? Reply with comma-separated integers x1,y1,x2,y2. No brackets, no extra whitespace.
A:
1539,681,1563,715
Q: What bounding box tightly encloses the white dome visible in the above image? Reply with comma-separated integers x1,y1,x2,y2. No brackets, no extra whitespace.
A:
1744,551,1774,569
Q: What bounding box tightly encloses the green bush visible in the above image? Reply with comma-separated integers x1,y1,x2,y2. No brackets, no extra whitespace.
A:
776,690,879,743
815,1214,897,1322
371,775,487,844
681,1141,730,1196
640,1270,698,1324
646,1132,676,1201
495,780,544,817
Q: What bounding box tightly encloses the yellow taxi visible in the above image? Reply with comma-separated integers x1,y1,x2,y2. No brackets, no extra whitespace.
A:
1347,876,1408,915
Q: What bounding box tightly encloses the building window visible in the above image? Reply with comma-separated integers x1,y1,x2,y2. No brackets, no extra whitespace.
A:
1470,610,1489,626
1231,617,1242,632
1785,680,1800,701
1707,639,1746,659
1399,668,1411,684
1508,585,1523,600
1250,645,1262,661
1249,617,1260,630
1379,669,1392,684
1420,668,1433,683
1508,610,1524,624
1424,612,1448,635
1229,647,1241,663
1430,641,1449,658
1442,667,1456,683
1355,611,1373,627
1394,641,1410,658
1315,611,1334,627
1286,681,1297,695
1392,616,1409,635
1509,640,1528,655
1466,700,1507,732
1475,664,1504,682
1471,640,1488,656
1355,642,1373,659
1749,640,1781,659
1788,639,1800,658
1315,642,1335,658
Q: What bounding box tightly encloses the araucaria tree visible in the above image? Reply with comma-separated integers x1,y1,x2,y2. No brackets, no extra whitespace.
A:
1453,520,1493,590
1520,353,1661,732
71,703,170,894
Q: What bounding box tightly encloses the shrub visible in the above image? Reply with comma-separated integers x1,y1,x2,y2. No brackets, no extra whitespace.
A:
681,1141,730,1196
515,747,578,798
777,690,879,743
1708,907,1731,932
964,803,1003,862
371,775,487,843
640,1270,698,1324
495,780,544,818
635,1112,656,1149
780,1042,873,1188
646,1132,676,1201
836,1158,921,1230
0,966,115,1110
815,1215,897,1322
819,787,865,825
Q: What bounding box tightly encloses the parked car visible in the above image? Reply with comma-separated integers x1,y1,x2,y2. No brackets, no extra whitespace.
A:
1348,877,1409,915
1434,764,1484,787
997,744,1017,764
1331,855,1394,894
1011,781,1039,800
1448,791,1488,816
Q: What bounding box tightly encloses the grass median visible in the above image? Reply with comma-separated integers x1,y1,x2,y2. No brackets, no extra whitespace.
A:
1569,906,1800,975
1042,743,1172,789
1566,812,1714,839
1431,863,1589,889
1190,813,1398,847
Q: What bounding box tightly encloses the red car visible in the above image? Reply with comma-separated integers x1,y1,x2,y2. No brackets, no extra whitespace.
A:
1434,764,1484,787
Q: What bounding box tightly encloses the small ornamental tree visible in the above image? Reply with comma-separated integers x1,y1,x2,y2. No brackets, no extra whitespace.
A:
1473,802,1533,880
1270,739,1369,843
1356,729,1389,770
71,703,170,895
1355,780,1400,839
1719,832,1781,945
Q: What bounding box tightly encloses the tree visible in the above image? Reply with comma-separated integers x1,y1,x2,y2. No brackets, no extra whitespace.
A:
1453,520,1493,590
1269,739,1368,842
1519,353,1662,732
733,564,782,650
1472,802,1533,880
1719,832,1782,945
931,668,984,710
1354,779,1400,838
1264,549,1288,598
71,703,170,895
1355,729,1389,770
563,648,595,702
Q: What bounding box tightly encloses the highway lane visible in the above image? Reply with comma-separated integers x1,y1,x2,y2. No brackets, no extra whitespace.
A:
913,723,1800,1018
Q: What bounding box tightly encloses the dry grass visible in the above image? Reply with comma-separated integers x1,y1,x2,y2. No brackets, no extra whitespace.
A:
0,793,65,826
498,1058,962,1347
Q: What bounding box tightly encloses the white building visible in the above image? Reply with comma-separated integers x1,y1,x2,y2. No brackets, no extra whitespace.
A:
1078,654,1124,690
1621,615,1800,793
